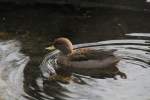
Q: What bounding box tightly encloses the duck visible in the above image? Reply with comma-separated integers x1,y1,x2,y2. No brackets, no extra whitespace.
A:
46,37,127,83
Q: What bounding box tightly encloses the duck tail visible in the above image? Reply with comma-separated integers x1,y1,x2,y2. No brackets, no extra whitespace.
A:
112,57,121,65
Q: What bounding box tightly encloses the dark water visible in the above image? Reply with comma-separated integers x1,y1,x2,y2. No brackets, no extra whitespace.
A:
0,33,150,100
0,4,150,100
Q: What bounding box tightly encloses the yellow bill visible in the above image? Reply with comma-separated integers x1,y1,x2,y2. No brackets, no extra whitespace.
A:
45,45,56,51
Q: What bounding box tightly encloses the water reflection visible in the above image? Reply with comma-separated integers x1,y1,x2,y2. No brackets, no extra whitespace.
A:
0,40,29,100
0,33,150,100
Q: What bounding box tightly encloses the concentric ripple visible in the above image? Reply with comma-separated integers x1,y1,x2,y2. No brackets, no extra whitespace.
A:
40,33,150,100
0,33,150,100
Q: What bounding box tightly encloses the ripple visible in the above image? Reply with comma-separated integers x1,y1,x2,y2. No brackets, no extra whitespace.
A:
0,40,29,100
0,33,150,100
126,33,150,37
40,33,150,100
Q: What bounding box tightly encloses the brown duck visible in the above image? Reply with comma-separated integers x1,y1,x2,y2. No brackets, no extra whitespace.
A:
46,37,127,83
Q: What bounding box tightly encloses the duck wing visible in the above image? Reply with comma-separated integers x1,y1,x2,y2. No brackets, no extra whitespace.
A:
57,49,120,68
66,49,120,69
69,49,117,61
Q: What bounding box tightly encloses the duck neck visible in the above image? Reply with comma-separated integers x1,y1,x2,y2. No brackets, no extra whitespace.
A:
61,49,73,56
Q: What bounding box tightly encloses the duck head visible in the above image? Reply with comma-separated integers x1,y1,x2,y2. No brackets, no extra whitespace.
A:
46,37,73,55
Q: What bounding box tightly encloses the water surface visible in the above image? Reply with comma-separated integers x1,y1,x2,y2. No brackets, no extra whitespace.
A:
0,33,150,100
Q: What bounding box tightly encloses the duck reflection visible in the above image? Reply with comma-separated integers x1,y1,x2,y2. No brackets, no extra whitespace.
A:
24,60,72,100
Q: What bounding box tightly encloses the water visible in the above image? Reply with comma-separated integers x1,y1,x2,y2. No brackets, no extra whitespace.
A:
147,0,150,3
0,33,150,100
0,40,29,100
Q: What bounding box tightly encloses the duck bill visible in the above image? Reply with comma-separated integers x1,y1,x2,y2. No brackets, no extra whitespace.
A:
45,45,56,51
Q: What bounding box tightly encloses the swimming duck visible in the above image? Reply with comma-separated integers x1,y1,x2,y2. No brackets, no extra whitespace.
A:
46,37,127,83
